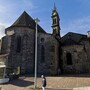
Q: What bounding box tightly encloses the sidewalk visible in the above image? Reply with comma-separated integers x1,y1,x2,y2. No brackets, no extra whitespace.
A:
0,76,90,90
46,87,90,90
47,88,73,90
73,86,90,90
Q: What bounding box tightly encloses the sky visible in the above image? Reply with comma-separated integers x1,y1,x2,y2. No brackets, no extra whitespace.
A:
0,0,90,38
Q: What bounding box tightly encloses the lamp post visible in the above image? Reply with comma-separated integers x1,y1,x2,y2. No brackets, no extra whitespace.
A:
34,18,40,88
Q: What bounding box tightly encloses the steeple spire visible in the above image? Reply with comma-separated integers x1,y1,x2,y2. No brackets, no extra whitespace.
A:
51,4,61,37
54,3,56,10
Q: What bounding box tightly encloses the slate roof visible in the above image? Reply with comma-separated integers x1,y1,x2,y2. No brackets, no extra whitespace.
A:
9,11,46,33
61,32,87,46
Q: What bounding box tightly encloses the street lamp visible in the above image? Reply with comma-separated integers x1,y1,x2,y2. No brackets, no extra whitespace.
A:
34,18,40,88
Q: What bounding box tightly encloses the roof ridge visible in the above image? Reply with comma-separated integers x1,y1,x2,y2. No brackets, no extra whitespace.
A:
7,11,46,33
68,32,86,36
12,11,35,26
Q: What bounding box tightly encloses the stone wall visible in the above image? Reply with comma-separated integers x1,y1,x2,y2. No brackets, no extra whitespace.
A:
4,27,35,74
0,26,60,75
37,33,60,75
61,38,90,74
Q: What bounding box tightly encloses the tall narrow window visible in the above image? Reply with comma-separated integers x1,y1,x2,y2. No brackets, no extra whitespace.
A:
16,36,21,53
54,18,56,24
41,45,45,63
53,18,57,24
53,19,55,24
66,53,72,65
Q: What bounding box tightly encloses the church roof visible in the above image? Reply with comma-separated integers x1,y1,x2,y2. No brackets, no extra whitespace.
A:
10,11,46,33
61,32,87,46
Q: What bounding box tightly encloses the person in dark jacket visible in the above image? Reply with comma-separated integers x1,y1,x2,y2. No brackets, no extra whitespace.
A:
41,75,46,90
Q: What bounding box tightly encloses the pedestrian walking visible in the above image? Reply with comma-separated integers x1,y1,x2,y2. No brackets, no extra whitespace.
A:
41,75,47,90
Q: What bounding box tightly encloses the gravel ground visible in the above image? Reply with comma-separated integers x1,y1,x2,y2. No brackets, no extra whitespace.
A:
0,75,90,90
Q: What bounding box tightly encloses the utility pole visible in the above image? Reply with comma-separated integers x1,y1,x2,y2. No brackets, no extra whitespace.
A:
34,18,40,88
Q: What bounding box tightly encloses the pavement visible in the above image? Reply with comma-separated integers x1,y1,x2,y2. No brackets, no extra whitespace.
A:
0,75,90,90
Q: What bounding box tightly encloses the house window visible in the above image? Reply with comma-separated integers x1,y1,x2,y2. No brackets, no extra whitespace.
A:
16,36,21,53
41,45,45,63
66,53,72,65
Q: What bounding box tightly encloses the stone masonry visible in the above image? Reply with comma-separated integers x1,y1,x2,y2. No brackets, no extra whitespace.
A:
1,5,90,76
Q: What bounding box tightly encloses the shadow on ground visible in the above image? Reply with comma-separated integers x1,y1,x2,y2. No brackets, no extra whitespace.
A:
9,78,34,87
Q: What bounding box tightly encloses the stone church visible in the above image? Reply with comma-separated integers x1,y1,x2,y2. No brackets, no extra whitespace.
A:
0,5,90,75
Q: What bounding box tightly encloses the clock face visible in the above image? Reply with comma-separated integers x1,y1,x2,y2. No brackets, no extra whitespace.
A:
53,12,56,15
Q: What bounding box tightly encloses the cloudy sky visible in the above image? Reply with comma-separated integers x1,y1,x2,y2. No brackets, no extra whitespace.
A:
0,0,90,38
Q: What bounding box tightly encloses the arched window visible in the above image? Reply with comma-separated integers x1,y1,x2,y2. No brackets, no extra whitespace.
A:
53,18,57,24
16,36,21,53
54,18,56,24
53,19,55,24
66,53,72,65
41,45,45,63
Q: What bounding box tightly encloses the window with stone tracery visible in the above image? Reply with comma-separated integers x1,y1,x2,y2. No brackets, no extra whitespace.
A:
66,53,72,65
41,45,45,63
16,36,21,53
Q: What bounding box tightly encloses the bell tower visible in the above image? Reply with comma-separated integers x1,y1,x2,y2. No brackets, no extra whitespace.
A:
51,4,61,37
